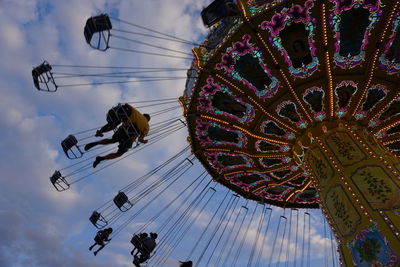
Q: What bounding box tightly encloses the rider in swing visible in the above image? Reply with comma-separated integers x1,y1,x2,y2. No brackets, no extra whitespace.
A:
133,232,158,266
85,103,150,168
89,227,113,256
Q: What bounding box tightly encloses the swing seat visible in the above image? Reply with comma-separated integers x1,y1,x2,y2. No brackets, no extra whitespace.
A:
116,122,140,148
50,170,70,191
84,14,112,51
32,61,58,92
107,103,131,127
113,191,133,212
201,0,240,28
61,135,83,159
89,211,108,229
130,234,142,248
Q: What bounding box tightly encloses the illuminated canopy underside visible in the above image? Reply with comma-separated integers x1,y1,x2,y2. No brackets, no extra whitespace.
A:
183,0,400,208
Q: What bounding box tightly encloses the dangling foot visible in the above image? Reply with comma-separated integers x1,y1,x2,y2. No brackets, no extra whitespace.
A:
85,142,97,151
89,245,94,251
132,257,140,267
93,157,102,168
93,251,98,256
95,130,104,137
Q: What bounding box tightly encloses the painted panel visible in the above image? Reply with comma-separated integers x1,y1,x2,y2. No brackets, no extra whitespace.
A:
325,131,366,166
325,185,361,238
350,165,400,210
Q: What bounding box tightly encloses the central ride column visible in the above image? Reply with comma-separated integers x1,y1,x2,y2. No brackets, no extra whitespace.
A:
294,121,400,266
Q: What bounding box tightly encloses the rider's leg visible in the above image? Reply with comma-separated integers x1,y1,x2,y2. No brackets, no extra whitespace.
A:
85,138,116,151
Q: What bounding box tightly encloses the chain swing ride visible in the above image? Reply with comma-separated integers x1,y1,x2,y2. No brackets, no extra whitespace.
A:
33,0,400,265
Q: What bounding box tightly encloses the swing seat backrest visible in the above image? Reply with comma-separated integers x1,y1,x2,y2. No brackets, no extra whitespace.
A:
49,170,70,191
89,211,108,229
61,135,83,159
84,14,112,51
32,61,58,92
130,235,142,248
113,191,133,212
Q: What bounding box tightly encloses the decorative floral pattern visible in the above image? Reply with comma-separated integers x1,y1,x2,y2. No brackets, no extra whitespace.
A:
329,0,382,68
256,185,292,201
195,118,247,147
380,12,400,74
276,101,308,128
225,172,271,191
197,77,255,124
261,0,319,77
306,147,334,186
259,157,286,168
357,84,388,120
351,165,400,210
197,18,242,63
348,224,398,266
378,97,400,122
326,185,361,237
325,131,366,167
335,80,358,118
247,0,286,15
302,87,326,121
204,151,254,173
255,140,282,152
184,0,400,210
216,34,280,98
291,188,320,204
260,120,296,140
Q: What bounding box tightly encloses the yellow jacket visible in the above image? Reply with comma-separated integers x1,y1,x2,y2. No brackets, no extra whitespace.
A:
126,106,149,137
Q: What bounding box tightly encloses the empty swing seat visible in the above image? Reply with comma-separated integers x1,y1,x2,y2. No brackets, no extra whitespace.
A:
84,14,112,51
50,170,70,191
89,211,108,229
113,191,133,212
32,61,58,92
61,135,83,159
201,0,240,28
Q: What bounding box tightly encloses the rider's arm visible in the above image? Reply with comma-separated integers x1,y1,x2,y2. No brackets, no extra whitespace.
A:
138,125,149,144
138,133,148,144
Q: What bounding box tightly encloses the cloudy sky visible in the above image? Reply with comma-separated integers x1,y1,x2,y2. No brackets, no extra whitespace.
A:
0,0,338,266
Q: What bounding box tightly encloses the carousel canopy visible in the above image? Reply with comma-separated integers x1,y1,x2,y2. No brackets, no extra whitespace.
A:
182,0,400,208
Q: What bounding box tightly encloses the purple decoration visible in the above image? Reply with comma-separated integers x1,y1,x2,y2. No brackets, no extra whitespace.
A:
261,13,287,36
225,172,271,192
333,0,354,13
368,118,381,127
302,87,325,120
261,0,319,77
195,118,247,147
335,80,358,117
216,35,280,99
276,100,308,128
204,151,254,173
348,224,399,266
288,1,313,22
355,110,367,120
258,157,286,168
379,12,400,74
330,0,382,68
256,185,292,201
290,190,319,204
203,77,220,94
197,77,256,124
375,130,386,138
